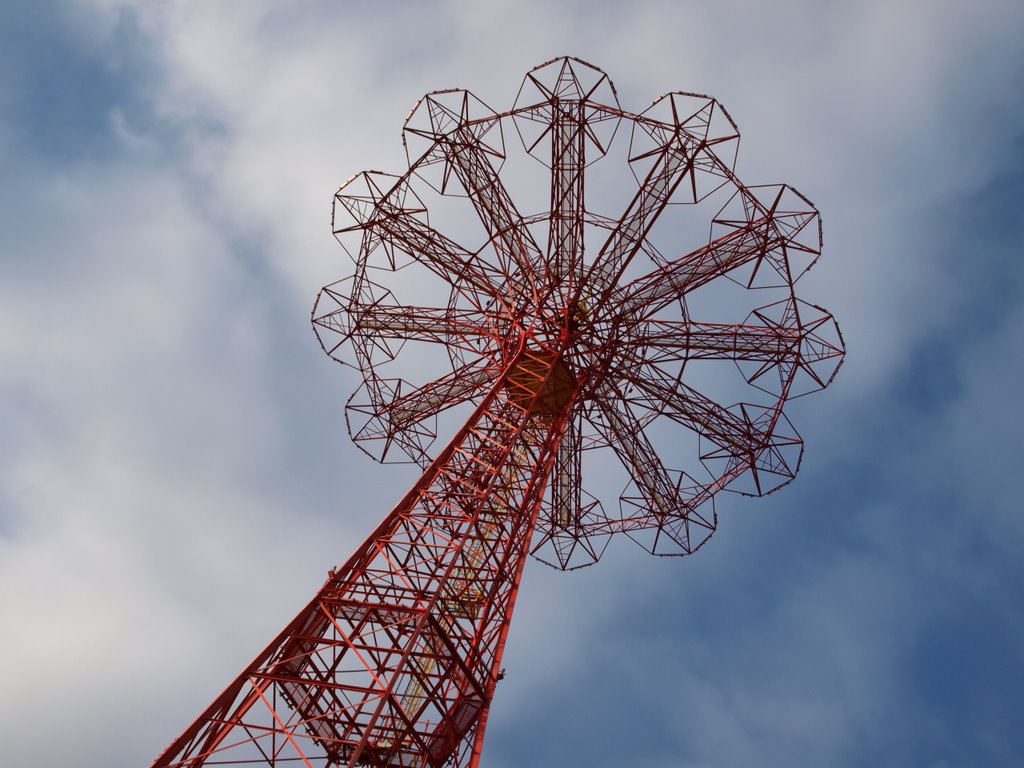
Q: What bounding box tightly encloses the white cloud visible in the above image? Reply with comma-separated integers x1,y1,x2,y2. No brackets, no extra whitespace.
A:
2,0,1023,765
0,158,365,765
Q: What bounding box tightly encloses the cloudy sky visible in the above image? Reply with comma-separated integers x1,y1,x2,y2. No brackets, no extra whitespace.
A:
2,1,1023,766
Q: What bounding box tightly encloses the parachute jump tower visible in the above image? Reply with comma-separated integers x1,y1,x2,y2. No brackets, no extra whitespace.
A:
153,57,844,768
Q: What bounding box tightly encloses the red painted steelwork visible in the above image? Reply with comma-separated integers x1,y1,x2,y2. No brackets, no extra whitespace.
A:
154,347,577,767
153,56,843,768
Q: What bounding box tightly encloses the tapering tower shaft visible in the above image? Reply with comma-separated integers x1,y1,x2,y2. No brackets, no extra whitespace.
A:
153,344,577,768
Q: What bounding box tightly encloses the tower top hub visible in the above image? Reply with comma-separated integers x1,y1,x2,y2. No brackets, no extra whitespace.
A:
506,349,576,416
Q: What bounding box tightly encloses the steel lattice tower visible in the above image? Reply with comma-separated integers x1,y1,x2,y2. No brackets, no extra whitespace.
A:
153,57,844,768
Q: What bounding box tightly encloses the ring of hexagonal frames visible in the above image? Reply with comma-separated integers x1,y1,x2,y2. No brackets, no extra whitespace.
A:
314,56,844,570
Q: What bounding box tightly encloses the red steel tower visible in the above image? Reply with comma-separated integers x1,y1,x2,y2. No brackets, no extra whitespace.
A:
153,57,844,768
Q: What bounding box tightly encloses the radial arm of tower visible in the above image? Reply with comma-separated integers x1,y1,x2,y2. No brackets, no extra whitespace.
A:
152,347,576,768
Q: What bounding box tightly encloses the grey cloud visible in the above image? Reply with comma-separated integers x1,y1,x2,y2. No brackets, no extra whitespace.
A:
2,1,1023,766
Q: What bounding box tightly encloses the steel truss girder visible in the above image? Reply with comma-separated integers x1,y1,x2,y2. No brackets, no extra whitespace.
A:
156,56,844,768
154,348,578,768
